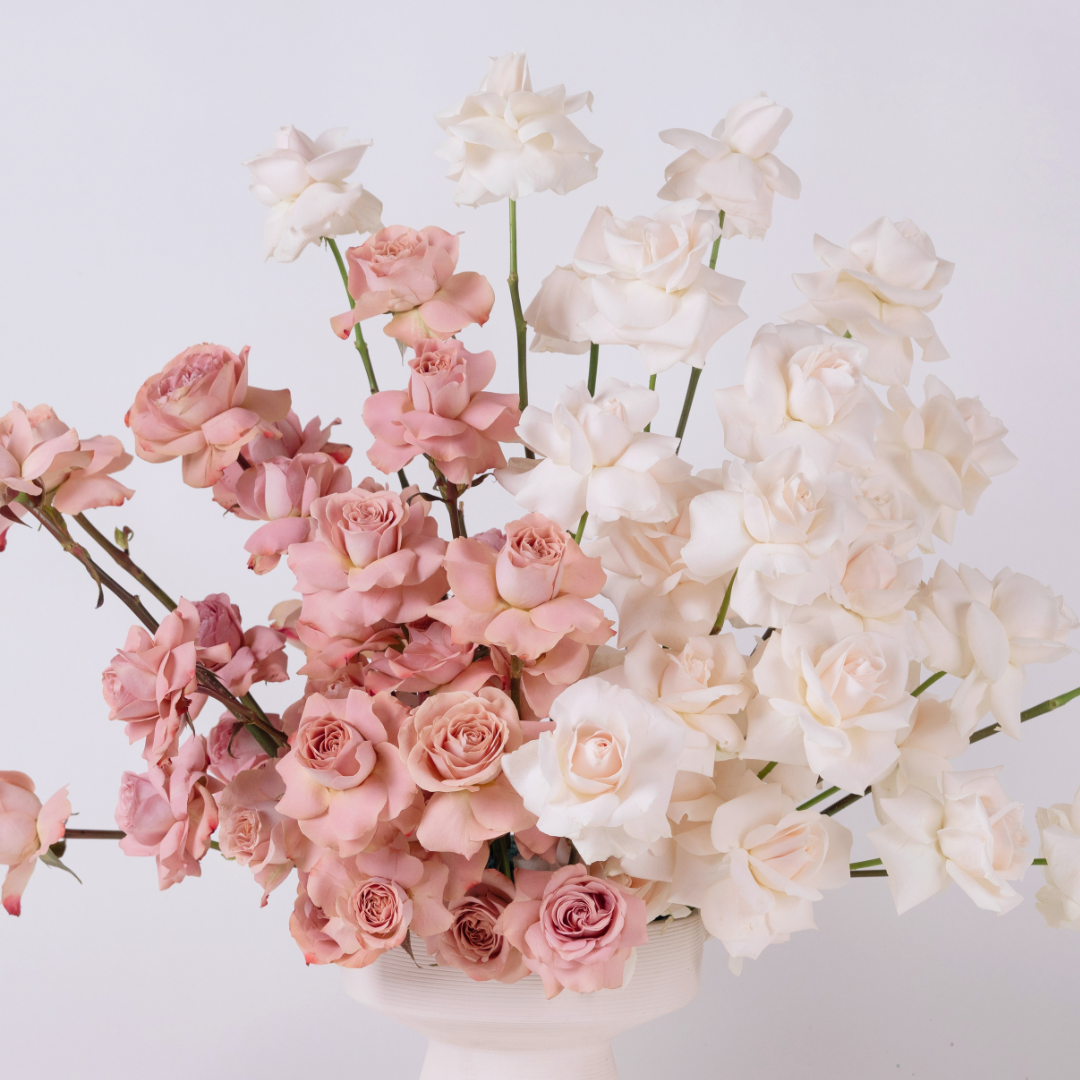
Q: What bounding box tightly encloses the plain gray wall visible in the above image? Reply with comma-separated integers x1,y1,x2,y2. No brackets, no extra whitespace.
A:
2,1,1079,1076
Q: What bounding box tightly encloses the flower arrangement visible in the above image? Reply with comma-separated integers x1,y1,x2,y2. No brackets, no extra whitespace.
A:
4,50,1079,997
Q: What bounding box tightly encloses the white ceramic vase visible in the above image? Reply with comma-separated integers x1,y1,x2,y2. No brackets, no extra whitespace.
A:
341,912,705,1080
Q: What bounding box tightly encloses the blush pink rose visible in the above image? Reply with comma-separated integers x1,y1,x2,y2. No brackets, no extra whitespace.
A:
217,762,316,904
497,864,649,998
126,344,292,488
115,735,222,889
304,843,452,968
288,479,448,640
425,869,528,983
192,593,290,697
0,772,70,916
102,598,228,764
329,225,495,347
429,513,612,661
363,339,520,485
207,714,271,783
275,690,416,855
290,871,347,965
364,619,496,695
398,688,535,857
489,638,594,728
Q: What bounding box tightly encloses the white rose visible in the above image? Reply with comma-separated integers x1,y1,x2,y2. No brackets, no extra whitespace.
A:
501,676,686,862
853,472,925,559
682,447,863,628
837,534,922,620
496,378,687,529
567,202,747,373
870,375,1014,547
523,265,593,355
434,51,601,206
1035,788,1080,930
743,620,915,792
601,632,751,763
785,217,954,386
244,126,383,263
715,322,879,471
911,562,1077,737
870,767,1028,914
700,783,852,967
582,472,733,649
658,93,801,240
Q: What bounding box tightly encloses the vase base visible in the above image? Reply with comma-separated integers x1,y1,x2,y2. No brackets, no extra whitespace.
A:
421,1040,617,1080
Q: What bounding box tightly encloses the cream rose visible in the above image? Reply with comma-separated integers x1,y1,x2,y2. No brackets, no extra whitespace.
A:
1035,787,1080,931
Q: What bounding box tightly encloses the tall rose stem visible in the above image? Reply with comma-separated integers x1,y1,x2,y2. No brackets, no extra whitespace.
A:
817,682,1080,817
587,343,599,396
64,830,125,840
73,513,178,612
507,200,534,459
710,570,737,634
674,366,703,451
326,236,410,491
911,670,945,697
708,210,726,271
429,460,465,539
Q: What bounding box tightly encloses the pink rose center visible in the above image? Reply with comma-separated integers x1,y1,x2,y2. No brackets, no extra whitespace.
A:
449,896,505,963
152,354,224,402
413,350,460,377
506,523,565,567
340,495,401,532
295,718,359,771
220,808,263,862
368,232,423,262
422,706,508,782
350,878,405,938
570,729,624,785
544,882,619,943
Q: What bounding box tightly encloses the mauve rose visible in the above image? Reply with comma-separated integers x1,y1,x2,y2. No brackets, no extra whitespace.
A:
206,714,270,783
305,844,452,968
115,736,222,890
0,402,80,503
190,593,289,697
426,870,528,983
126,344,292,487
194,593,245,655
498,864,648,998
429,513,611,661
363,339,520,485
330,225,495,347
275,690,416,856
364,619,494,695
0,772,70,916
291,872,346,965
288,479,448,640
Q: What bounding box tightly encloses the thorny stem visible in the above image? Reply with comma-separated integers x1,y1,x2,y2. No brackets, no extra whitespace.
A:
710,570,737,635
587,343,599,396
969,685,1080,743
326,236,409,490
508,200,534,459
73,513,178,612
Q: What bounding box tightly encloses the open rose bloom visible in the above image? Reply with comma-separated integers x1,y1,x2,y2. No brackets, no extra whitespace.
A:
8,52,1080,1032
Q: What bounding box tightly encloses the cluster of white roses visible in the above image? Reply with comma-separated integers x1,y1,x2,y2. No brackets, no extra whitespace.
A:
244,51,1080,970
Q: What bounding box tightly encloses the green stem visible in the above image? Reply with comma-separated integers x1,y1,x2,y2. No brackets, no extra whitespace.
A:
573,511,589,545
587,342,599,396
850,858,883,870
428,459,465,539
73,513,178,612
970,685,1080,744
797,785,839,811
491,834,514,881
708,210,725,270
757,761,777,780
710,569,737,634
912,670,945,697
644,373,657,432
1033,857,1048,866
507,200,534,459
822,789,870,817
850,869,888,878
674,366,702,452
327,237,409,489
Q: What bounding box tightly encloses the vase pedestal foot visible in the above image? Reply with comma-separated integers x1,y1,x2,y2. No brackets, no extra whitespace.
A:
421,1040,617,1080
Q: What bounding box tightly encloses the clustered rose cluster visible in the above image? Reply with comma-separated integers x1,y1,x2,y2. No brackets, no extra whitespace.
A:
3,51,1080,995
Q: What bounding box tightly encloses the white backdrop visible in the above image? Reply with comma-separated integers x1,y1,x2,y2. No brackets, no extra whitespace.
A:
2,2,1079,1077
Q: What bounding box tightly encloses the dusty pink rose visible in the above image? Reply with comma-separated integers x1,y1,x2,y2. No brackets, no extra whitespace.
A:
115,735,222,889
217,763,315,904
288,479,448,640
429,513,612,661
498,864,649,998
304,843,452,968
363,339,520,485
364,619,495,695
329,225,495,347
207,714,271,783
399,687,534,856
0,772,70,916
291,872,347,965
192,593,289,696
275,690,416,855
425,869,528,983
126,344,292,487
102,598,228,763
490,638,593,728
0,403,134,513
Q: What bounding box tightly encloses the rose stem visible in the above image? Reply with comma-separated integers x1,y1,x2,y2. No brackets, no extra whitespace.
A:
644,374,657,432
709,569,737,635
587,342,599,396
325,235,410,491
64,830,125,840
23,499,284,754
850,858,882,870
850,858,1048,879
429,460,465,539
757,761,777,779
673,366,702,453
816,683,1080,818
911,670,946,697
573,511,588,545
507,199,534,459
708,210,726,271
509,655,524,713
73,512,178,612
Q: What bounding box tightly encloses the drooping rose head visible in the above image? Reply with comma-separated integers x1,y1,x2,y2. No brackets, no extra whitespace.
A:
114,771,174,849
404,688,522,791
348,876,411,949
193,593,245,654
206,715,270,783
496,514,567,609
0,773,44,867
